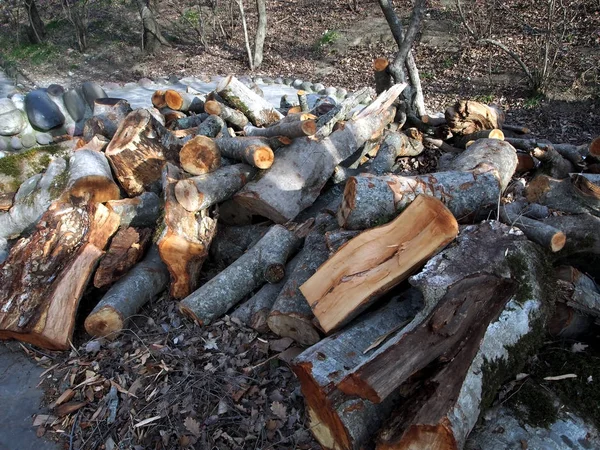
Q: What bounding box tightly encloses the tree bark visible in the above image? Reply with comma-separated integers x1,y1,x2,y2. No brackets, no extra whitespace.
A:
445,100,505,136
157,163,218,299
24,0,46,44
164,90,204,113
374,58,392,95
531,145,575,179
85,246,169,338
314,87,372,140
0,201,120,350
454,128,504,149
525,173,600,217
539,213,600,257
209,224,269,268
370,131,424,175
93,227,153,289
302,195,458,334
67,149,121,203
214,136,274,169
135,0,170,54
105,192,160,228
175,164,257,212
179,135,222,175
83,98,132,141
234,84,405,223
244,120,317,139
178,224,302,326
204,99,248,129
253,0,267,69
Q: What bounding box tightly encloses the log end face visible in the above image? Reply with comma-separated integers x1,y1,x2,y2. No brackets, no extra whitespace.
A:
267,313,320,346
84,306,124,338
151,90,167,109
180,136,221,175
178,301,204,326
204,100,221,116
373,58,390,72
175,180,203,212
252,146,275,169
302,120,317,136
551,232,567,253
69,176,121,204
264,263,285,284
164,90,184,111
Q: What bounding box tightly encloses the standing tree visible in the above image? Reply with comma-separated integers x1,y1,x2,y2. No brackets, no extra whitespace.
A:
62,0,90,52
23,0,46,44
378,0,426,116
136,0,170,54
235,0,267,70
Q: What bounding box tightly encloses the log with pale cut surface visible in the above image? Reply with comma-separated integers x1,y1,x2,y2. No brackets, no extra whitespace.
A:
454,128,504,149
505,137,597,167
164,90,204,113
178,224,302,326
204,99,249,129
531,144,574,178
85,246,169,338
105,109,167,196
337,221,549,412
370,131,424,175
93,227,152,289
373,58,392,95
179,135,221,175
526,173,600,216
234,84,405,223
291,289,423,450
105,192,160,228
297,90,309,113
159,107,186,127
214,136,274,169
83,98,132,141
175,164,257,212
67,149,121,203
157,163,217,299
216,75,283,126
244,119,316,139
445,100,505,135
0,201,120,350
540,213,600,257
302,195,458,334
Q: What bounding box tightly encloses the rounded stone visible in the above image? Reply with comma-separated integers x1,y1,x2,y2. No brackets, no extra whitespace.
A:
167,74,180,84
337,87,348,99
313,83,325,93
0,99,27,136
63,88,86,122
262,77,274,85
252,77,264,85
325,87,338,97
10,136,22,150
25,89,66,131
300,81,313,92
0,136,9,152
81,81,107,108
274,77,284,84
292,79,304,89
21,133,37,148
283,78,293,86
103,82,121,91
138,78,153,88
36,132,53,145
46,84,65,97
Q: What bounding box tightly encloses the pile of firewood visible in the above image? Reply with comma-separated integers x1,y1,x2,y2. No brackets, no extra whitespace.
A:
1,67,600,449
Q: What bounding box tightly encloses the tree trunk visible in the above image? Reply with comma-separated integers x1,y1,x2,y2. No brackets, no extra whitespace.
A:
179,135,222,175
105,109,167,196
157,163,218,299
85,246,169,338
301,195,458,334
217,75,283,126
174,164,257,212
214,136,274,168
0,201,120,350
105,192,160,228
93,227,153,289
136,0,170,54
178,224,302,326
234,84,405,223
253,0,267,69
290,289,423,450
24,0,46,44
204,100,248,129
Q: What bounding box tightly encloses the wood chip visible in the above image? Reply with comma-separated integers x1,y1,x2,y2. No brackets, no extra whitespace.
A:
134,415,162,428
544,374,578,381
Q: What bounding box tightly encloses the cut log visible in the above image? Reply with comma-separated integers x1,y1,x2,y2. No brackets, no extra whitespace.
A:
196,114,227,138
216,75,283,126
423,137,462,154
159,108,187,127
591,136,600,158
0,201,120,350
179,135,222,175
526,173,600,216
324,229,361,253
314,87,372,140
370,131,424,175
164,90,204,113
454,128,504,149
556,266,600,318
151,90,167,109
338,170,501,229
338,221,548,418
83,98,132,141
516,152,537,172
214,137,274,169
171,113,209,130
445,100,505,135
204,99,248,129
175,164,257,212
499,202,566,252
268,215,337,345
209,224,269,268
85,246,169,338
421,114,446,127
277,112,318,124
298,90,309,113
244,120,317,139
531,144,575,179
302,195,458,334
374,58,392,95
231,255,301,333
93,227,152,289
540,213,600,257
157,163,218,299
105,109,166,196
234,84,406,223
505,137,589,168
179,224,302,326
67,149,121,203
105,192,160,228
291,289,424,450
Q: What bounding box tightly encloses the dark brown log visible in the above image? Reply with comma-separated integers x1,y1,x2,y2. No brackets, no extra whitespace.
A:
302,195,458,333
374,58,392,95
83,98,132,141
516,152,537,172
204,99,248,129
234,84,406,223
160,108,187,127
105,109,166,196
531,145,575,179
445,100,505,135
454,128,504,149
175,164,257,212
105,192,160,228
291,290,423,450
85,246,169,338
244,120,317,139
370,131,424,175
421,115,446,127
179,135,222,175
278,112,318,124
157,163,217,299
526,173,600,216
179,224,302,325
67,149,121,203
423,137,462,154
502,123,530,134
209,224,269,268
164,90,204,113
0,201,120,350
93,227,152,289
216,76,283,126
214,137,274,169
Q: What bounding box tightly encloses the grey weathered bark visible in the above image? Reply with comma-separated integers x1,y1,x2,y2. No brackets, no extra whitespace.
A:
105,192,160,228
135,0,170,54
253,0,267,69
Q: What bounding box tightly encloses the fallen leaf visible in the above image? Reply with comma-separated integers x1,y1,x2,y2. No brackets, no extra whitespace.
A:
32,415,58,427
270,401,287,420
184,416,201,437
218,399,229,415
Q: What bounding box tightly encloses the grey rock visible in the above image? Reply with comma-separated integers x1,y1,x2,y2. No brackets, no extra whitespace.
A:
167,74,180,84
313,83,325,93
138,78,153,88
336,87,348,99
274,77,284,84
122,82,138,90
63,88,86,121
262,77,274,85
300,81,314,92
0,99,26,136
36,132,53,145
25,89,65,131
292,79,304,89
81,81,107,108
103,82,121,90
325,86,338,97
20,133,37,148
253,77,264,85
46,84,64,97
15,174,42,203
0,136,9,152
10,136,22,150
283,78,293,86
